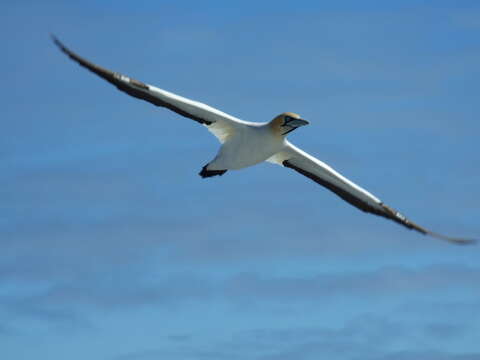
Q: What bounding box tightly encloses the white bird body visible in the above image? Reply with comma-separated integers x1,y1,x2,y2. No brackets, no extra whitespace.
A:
52,35,476,245
209,123,284,170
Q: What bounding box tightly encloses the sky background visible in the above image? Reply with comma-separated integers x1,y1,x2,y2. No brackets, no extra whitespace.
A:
2,1,480,359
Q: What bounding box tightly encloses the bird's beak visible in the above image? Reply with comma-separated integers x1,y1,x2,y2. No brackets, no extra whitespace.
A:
282,118,309,135
286,118,309,127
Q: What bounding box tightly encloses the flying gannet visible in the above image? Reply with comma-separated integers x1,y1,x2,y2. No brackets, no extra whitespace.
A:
51,35,476,245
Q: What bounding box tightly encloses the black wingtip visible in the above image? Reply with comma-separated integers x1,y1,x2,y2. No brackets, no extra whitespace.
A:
50,33,61,47
51,34,67,52
447,238,477,246
427,231,478,246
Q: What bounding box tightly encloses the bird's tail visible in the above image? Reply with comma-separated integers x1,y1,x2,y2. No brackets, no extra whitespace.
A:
199,164,227,178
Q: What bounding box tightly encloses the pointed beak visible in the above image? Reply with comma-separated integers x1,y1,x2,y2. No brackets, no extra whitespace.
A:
281,118,309,135
287,118,309,127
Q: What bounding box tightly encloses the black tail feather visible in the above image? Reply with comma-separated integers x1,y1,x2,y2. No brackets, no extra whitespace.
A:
199,164,227,178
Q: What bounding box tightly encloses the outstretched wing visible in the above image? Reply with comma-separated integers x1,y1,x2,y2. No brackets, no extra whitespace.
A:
268,141,476,245
51,35,246,143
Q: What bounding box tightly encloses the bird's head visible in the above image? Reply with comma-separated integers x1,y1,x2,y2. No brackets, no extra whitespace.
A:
270,112,309,136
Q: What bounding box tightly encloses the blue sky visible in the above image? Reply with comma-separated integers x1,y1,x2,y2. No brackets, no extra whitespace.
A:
2,1,480,359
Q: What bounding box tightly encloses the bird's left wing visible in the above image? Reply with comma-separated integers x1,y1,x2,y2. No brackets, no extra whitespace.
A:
51,35,245,143
268,141,475,245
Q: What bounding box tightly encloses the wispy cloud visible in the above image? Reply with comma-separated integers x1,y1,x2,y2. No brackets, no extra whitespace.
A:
113,314,478,360
3,264,478,323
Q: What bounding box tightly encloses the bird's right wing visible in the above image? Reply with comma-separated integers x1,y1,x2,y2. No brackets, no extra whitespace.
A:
52,35,246,143
268,141,476,245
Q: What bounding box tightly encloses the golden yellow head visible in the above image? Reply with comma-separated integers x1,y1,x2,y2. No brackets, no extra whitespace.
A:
270,112,309,136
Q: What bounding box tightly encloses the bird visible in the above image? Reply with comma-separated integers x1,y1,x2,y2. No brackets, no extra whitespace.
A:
51,35,476,245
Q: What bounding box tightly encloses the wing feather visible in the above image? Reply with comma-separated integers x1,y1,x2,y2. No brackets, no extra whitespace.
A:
51,35,240,142
268,142,475,245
